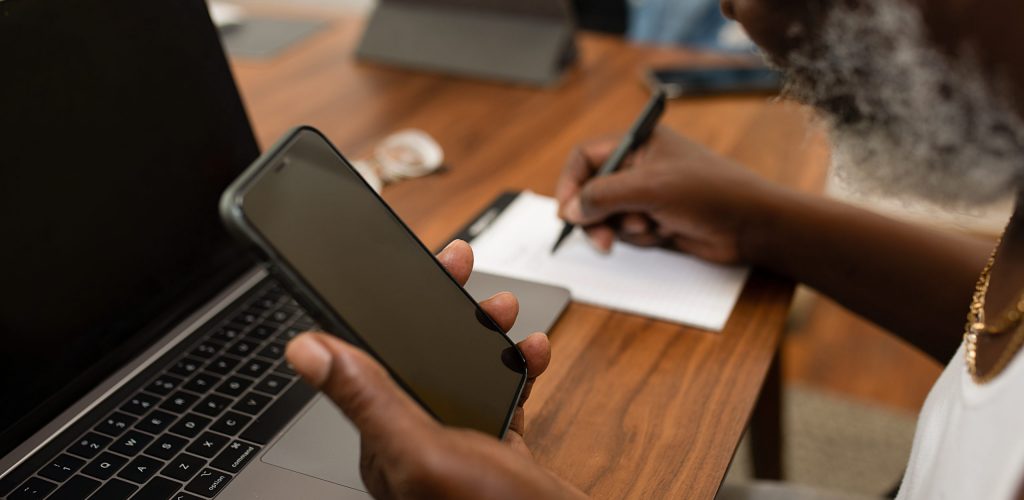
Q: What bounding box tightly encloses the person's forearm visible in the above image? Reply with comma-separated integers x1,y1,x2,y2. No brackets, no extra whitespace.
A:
742,186,994,362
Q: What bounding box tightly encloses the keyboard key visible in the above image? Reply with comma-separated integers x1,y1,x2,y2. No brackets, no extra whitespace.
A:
95,412,137,437
254,296,278,310
171,492,203,500
254,374,290,395
160,391,199,413
238,359,272,379
190,341,222,359
256,342,286,360
168,413,211,438
232,392,271,415
88,478,137,500
274,360,297,376
9,477,56,499
293,316,316,330
247,325,276,341
82,452,128,480
120,392,160,416
168,358,204,378
185,468,232,498
240,382,317,444
210,441,260,474
237,311,261,325
210,411,251,436
193,394,232,417
205,355,241,375
109,430,153,456
117,455,163,484
136,410,176,434
269,309,292,324
227,339,259,357
277,327,301,342
48,475,100,500
183,372,220,394
210,325,244,344
162,453,205,482
214,376,252,397
146,375,184,396
68,432,112,459
185,432,229,459
144,434,188,460
38,454,85,482
131,477,182,500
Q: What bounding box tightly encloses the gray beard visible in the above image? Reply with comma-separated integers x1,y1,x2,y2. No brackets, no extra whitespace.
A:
773,0,1024,208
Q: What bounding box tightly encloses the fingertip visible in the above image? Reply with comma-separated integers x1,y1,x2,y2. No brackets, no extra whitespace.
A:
480,291,519,333
286,333,333,387
563,197,583,223
438,239,474,285
485,291,519,309
518,332,551,375
585,226,615,254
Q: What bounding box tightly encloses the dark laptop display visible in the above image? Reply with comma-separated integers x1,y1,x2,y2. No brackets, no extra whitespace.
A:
0,0,258,457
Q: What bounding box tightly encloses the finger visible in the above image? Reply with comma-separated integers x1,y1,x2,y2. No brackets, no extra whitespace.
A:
583,224,615,253
437,239,474,286
620,213,650,237
478,292,519,333
503,426,536,456
286,333,437,441
517,332,551,381
572,171,653,225
619,231,663,248
555,138,620,205
513,333,550,408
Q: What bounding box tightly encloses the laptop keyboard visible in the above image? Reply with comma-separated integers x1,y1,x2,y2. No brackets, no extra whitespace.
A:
6,283,321,500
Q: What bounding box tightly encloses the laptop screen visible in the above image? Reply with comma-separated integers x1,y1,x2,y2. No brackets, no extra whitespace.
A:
0,0,260,454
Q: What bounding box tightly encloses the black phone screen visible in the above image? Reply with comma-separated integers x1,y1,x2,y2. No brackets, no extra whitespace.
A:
650,66,782,98
231,129,526,437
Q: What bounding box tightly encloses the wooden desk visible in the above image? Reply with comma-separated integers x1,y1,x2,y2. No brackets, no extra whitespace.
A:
231,14,829,499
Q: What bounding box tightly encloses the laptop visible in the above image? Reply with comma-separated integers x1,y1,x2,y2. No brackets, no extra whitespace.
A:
0,0,568,499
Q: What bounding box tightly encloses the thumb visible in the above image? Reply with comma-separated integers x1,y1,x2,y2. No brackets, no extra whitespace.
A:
286,332,437,439
563,170,652,225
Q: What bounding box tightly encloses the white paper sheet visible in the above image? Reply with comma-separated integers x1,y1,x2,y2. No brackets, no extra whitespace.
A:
469,192,749,332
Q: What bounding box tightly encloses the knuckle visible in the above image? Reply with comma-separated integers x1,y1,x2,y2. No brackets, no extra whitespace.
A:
392,445,447,496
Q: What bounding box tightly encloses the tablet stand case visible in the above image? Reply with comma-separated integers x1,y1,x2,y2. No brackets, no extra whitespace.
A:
356,0,577,86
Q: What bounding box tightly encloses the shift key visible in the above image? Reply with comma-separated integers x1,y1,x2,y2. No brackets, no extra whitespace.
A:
211,441,260,474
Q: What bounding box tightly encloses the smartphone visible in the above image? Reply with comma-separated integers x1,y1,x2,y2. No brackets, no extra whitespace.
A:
646,66,782,99
219,126,526,438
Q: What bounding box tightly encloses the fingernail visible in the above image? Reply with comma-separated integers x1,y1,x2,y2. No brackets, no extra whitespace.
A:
564,198,583,223
438,240,457,264
623,218,646,235
288,335,332,386
587,235,611,254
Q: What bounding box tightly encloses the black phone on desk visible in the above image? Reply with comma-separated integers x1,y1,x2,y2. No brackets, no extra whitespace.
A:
219,126,526,438
646,66,782,99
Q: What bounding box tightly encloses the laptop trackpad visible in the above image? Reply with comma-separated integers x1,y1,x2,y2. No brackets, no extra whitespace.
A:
261,395,367,492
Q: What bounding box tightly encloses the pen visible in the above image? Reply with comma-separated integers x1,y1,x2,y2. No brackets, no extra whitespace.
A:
551,89,667,253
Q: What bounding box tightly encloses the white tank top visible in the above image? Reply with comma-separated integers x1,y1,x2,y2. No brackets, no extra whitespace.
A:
896,341,1024,499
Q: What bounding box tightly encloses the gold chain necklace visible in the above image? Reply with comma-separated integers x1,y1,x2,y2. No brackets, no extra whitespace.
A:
964,238,1024,383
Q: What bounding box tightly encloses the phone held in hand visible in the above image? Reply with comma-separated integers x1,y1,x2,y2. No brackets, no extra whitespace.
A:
220,126,527,438
646,65,782,99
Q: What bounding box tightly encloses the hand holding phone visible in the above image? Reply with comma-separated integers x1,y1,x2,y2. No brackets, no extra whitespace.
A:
220,127,527,437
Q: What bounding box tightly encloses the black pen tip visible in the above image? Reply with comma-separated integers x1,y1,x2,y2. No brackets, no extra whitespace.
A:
551,224,574,254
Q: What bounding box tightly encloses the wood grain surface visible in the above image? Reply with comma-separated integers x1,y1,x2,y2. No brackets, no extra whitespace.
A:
230,13,830,499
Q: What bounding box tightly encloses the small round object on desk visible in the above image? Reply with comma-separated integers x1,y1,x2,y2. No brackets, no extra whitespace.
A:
374,129,444,182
